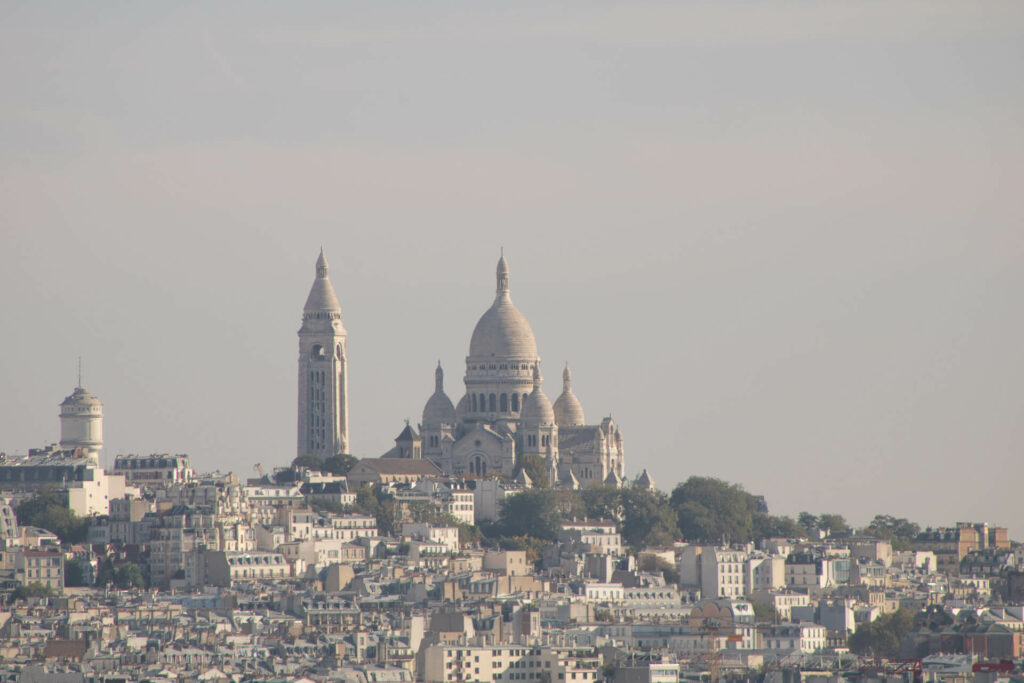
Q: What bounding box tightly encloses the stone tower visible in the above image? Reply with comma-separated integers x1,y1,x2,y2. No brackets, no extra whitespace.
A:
297,249,349,458
59,363,103,463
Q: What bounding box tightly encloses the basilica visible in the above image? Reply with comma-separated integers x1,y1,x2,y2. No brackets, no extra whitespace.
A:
298,251,625,488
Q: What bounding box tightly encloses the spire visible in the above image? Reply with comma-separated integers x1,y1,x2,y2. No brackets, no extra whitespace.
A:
77,356,83,389
304,249,342,314
316,248,329,278
435,361,444,393
562,362,571,391
496,252,510,296
532,363,542,390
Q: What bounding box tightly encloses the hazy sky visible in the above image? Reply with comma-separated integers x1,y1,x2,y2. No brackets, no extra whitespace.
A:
1,2,1022,529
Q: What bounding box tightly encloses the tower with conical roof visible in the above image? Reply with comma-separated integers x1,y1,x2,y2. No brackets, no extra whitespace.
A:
297,249,349,458
59,361,103,463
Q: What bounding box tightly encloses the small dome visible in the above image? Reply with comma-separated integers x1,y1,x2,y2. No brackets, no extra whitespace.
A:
455,393,470,420
468,256,538,359
423,363,456,426
60,386,102,410
553,364,585,427
521,365,555,426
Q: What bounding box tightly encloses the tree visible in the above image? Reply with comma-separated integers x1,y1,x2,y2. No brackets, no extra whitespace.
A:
114,563,145,589
864,515,920,550
620,488,679,548
580,486,624,522
817,513,850,536
64,559,87,587
753,514,807,540
322,453,358,476
12,582,55,601
798,512,818,533
15,486,89,544
848,609,915,658
518,455,550,489
353,484,399,536
497,489,568,541
669,477,759,543
292,454,325,470
751,599,777,623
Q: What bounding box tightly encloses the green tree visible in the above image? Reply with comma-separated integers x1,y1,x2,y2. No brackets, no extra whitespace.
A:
498,489,569,541
292,453,325,470
64,559,87,587
817,513,850,536
848,609,915,658
15,486,89,543
751,599,777,623
669,477,759,543
353,484,399,536
12,582,55,601
753,514,807,539
321,453,358,476
798,511,818,533
580,486,623,522
114,563,145,589
620,488,679,548
518,455,550,489
864,515,921,550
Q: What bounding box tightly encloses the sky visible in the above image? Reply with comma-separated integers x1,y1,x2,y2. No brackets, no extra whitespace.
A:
1,2,1022,530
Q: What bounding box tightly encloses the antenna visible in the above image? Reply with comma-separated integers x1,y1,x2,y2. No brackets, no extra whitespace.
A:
77,356,82,387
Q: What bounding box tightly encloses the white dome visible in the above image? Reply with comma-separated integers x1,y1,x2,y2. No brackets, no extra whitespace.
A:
422,363,456,426
553,364,585,427
60,386,102,411
468,256,538,359
521,365,555,426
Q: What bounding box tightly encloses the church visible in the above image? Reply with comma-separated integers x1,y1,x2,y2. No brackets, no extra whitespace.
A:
298,251,625,488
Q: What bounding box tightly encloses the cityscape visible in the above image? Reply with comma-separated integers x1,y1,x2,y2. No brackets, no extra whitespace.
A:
0,251,1019,682
2,3,1022,683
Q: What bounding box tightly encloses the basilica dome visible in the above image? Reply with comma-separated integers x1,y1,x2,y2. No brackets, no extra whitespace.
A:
468,256,538,359
521,365,555,426
553,364,585,427
422,363,457,426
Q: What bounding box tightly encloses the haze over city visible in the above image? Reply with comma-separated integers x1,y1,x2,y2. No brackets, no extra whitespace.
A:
1,2,1022,529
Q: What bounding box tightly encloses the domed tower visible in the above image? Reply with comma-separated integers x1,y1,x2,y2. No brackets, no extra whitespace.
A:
59,368,103,463
520,364,557,460
553,363,586,427
421,362,456,461
462,254,541,426
297,249,350,458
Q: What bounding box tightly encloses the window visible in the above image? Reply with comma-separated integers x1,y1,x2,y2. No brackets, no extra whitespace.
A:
500,394,509,412
511,394,519,411
489,394,497,412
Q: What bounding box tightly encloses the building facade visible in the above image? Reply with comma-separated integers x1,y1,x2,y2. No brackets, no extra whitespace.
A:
297,249,350,459
411,255,625,487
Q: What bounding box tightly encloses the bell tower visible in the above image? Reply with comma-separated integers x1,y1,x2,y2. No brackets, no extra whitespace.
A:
297,249,349,458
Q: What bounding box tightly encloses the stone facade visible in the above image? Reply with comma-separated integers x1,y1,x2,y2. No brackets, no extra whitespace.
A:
414,256,625,487
297,250,350,458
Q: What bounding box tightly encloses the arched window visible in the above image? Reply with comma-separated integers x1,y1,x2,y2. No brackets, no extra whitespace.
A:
489,394,496,412
500,394,508,412
511,394,519,412
472,394,477,412
522,393,529,408
479,394,486,411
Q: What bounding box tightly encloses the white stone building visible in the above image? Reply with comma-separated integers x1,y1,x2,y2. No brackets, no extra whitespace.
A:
59,380,103,463
297,249,350,458
412,256,625,487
